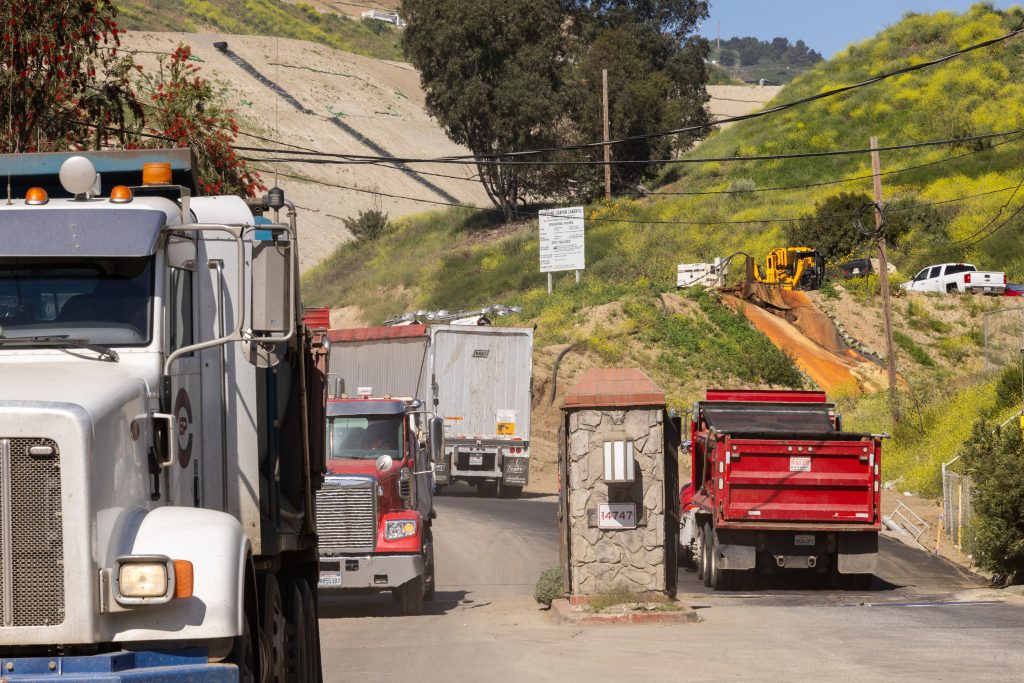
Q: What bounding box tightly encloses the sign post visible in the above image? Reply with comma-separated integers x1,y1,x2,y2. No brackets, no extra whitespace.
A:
539,207,585,294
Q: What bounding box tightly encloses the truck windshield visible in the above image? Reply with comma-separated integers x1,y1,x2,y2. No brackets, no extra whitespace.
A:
0,257,154,346
328,415,403,460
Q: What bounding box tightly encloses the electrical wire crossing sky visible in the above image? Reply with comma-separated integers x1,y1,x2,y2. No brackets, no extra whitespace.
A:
700,1,1017,58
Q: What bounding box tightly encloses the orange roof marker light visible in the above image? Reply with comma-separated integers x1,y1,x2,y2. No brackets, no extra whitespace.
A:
25,187,48,205
109,185,134,204
142,162,172,186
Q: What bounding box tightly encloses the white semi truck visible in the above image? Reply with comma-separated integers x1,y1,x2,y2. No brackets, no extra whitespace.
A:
0,150,325,682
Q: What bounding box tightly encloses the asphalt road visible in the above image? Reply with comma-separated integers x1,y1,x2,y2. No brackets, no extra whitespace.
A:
318,485,1024,681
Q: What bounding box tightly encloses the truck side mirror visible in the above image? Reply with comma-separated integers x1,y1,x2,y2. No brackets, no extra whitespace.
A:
429,416,444,464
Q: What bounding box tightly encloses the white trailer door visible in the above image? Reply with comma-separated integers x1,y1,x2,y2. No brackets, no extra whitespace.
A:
430,326,533,440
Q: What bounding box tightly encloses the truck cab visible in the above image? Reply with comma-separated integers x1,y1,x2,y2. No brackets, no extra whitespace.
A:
316,393,442,615
0,150,324,681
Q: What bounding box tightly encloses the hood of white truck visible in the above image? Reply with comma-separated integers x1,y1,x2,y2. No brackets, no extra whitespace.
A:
0,359,152,418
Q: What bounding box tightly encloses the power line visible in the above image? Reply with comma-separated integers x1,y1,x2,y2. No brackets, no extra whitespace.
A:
396,21,1024,161
645,135,1024,197
254,166,1019,228
237,127,1024,167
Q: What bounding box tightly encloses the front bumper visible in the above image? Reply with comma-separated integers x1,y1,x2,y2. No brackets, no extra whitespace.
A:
317,554,423,591
0,649,236,681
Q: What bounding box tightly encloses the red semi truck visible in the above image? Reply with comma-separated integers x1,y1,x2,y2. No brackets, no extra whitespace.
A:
314,393,441,615
679,390,883,590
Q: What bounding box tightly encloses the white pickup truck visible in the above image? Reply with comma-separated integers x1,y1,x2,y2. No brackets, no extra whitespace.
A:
901,263,1006,295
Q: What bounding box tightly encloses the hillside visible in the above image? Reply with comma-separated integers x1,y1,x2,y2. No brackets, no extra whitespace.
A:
710,35,824,84
115,0,403,61
119,30,488,271
302,5,1024,495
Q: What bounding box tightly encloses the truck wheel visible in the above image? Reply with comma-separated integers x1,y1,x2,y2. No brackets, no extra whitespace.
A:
423,529,436,601
283,581,310,682
231,595,259,683
947,283,959,294
398,575,425,616
700,525,712,588
477,481,499,498
298,579,322,683
708,531,735,591
498,483,523,499
261,575,287,682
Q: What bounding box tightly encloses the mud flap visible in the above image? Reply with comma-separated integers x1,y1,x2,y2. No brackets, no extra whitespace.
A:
503,455,529,486
837,532,879,574
714,529,756,570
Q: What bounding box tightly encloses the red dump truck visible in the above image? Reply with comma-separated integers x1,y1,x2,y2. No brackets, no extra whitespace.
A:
679,390,883,590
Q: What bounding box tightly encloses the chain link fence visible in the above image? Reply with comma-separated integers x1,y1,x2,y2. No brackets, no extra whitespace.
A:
983,306,1024,372
942,456,974,549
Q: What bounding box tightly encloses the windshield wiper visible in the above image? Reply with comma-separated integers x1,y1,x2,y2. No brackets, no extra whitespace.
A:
0,335,120,362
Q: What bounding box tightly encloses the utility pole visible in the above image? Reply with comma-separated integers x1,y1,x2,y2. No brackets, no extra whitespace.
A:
871,135,899,418
602,68,611,200
717,21,721,51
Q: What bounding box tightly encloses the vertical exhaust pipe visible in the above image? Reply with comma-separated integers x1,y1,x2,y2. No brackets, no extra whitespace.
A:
776,556,786,568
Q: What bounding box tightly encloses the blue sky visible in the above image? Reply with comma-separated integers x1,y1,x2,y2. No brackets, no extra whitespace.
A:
700,1,1018,57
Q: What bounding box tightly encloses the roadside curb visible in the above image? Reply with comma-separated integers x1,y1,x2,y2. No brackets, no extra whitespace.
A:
550,599,700,625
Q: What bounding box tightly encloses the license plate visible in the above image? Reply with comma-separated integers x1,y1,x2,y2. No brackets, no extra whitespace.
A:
794,534,815,547
469,454,483,466
319,572,342,587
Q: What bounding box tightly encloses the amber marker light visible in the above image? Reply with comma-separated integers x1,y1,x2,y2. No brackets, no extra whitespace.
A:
25,187,48,205
173,559,194,599
142,162,172,186
109,185,134,204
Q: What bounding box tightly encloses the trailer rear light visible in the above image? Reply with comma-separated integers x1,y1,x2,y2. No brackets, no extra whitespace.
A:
25,187,48,205
965,273,972,283
109,185,134,203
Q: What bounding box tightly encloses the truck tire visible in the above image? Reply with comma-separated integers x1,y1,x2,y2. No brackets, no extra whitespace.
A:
498,483,523,499
708,531,735,591
477,481,499,498
231,596,259,683
261,574,287,682
947,283,959,294
299,579,323,683
700,525,712,587
423,529,436,601
398,575,425,616
284,581,310,682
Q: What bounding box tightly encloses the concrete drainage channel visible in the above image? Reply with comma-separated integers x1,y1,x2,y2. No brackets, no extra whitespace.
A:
213,41,460,204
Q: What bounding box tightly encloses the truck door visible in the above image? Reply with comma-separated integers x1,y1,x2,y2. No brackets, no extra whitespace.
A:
164,235,205,508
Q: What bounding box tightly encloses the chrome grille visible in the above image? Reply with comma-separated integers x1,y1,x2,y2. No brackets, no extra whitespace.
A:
0,438,65,627
316,479,376,554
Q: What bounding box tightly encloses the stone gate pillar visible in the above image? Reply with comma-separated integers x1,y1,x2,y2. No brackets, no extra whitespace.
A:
559,368,676,600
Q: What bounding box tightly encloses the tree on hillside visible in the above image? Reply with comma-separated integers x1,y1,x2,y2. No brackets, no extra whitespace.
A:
0,0,141,153
561,0,713,193
401,0,568,220
136,45,263,197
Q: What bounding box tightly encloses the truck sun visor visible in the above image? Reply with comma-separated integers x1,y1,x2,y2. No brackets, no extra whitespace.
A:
0,208,167,257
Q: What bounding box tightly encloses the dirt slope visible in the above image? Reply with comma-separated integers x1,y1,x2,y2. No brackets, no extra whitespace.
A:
120,30,489,272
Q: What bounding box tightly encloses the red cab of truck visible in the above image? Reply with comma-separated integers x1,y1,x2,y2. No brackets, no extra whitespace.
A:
679,389,883,591
315,393,443,615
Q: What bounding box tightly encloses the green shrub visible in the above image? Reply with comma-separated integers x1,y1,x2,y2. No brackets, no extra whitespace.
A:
343,209,390,241
994,362,1024,410
820,280,841,300
894,331,936,367
962,420,1024,581
533,566,565,608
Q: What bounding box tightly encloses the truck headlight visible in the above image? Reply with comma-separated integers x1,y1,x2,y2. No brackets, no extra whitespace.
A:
118,561,169,598
385,519,417,540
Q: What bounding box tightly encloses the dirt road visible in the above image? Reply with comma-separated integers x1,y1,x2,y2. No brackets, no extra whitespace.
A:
317,485,1024,681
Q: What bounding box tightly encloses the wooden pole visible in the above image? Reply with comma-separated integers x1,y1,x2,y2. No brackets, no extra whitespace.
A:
871,136,899,419
602,68,611,200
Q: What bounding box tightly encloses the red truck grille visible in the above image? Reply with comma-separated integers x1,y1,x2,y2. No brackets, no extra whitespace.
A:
316,478,377,554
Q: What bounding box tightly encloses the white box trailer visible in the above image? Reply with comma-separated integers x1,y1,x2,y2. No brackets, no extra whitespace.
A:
428,325,533,498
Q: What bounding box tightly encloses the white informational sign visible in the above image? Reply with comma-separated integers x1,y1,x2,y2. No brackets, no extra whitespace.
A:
789,456,811,472
539,206,585,273
598,503,637,530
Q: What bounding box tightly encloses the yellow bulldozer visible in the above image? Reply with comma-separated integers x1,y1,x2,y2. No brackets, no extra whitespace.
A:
752,247,825,291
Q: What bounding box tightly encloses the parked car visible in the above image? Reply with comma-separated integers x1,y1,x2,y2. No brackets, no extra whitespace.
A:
839,258,873,278
901,263,1006,295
